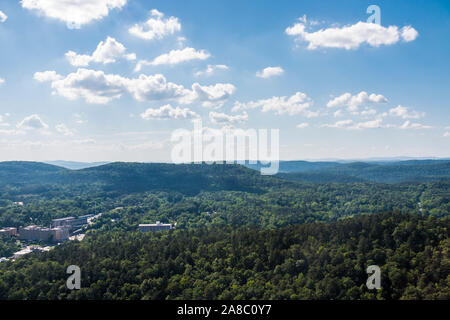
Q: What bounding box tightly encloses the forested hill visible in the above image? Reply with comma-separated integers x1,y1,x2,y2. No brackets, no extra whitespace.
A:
0,212,448,300
0,161,67,185
0,161,289,195
274,160,450,183
1,160,450,194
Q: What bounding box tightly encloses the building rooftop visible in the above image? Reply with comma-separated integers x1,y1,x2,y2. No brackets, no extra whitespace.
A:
52,217,75,222
139,221,172,227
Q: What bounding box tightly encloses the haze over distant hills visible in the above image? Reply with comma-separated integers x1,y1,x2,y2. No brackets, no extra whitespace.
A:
44,160,110,170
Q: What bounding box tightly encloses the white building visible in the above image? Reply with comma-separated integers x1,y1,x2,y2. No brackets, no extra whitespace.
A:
139,221,172,232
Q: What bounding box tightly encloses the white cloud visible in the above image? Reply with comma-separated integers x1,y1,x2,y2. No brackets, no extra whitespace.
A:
135,47,210,71
65,37,136,67
360,108,377,117
21,0,127,29
327,91,387,111
33,71,62,82
55,123,74,136
351,119,384,130
321,119,354,128
401,26,419,42
296,122,309,129
0,77,4,85
321,118,385,130
389,105,423,119
444,132,450,137
209,111,248,124
186,83,236,108
256,66,284,79
140,104,199,120
125,74,192,103
35,68,127,104
232,92,315,116
17,114,49,132
35,68,235,106
286,19,418,50
129,9,181,40
399,121,432,130
0,10,7,23
194,64,229,77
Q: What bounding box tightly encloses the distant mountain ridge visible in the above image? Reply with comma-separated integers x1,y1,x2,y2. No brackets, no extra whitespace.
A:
270,160,450,183
0,160,449,195
0,161,284,195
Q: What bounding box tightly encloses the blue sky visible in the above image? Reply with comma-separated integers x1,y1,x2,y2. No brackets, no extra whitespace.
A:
0,0,449,162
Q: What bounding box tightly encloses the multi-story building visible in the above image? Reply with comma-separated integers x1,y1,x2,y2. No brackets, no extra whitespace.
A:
139,221,173,232
18,225,69,242
52,214,93,232
0,227,17,237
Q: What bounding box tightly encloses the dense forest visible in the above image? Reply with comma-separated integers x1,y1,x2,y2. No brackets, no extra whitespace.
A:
249,160,450,183
0,162,449,230
0,161,448,300
0,212,448,300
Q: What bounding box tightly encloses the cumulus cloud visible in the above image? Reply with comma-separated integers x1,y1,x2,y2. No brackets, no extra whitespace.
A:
327,91,387,112
129,9,181,40
399,121,432,130
360,108,377,117
0,77,4,85
35,68,127,104
65,37,136,67
125,74,192,102
401,26,419,42
232,92,315,116
296,122,309,129
321,119,354,128
209,111,248,125
34,68,235,106
194,64,229,77
0,10,7,23
352,119,384,130
140,104,199,120
135,47,210,71
21,0,127,29
186,83,236,108
17,114,49,132
256,66,284,79
321,118,385,130
388,105,423,119
285,17,418,50
33,71,63,82
55,123,74,136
